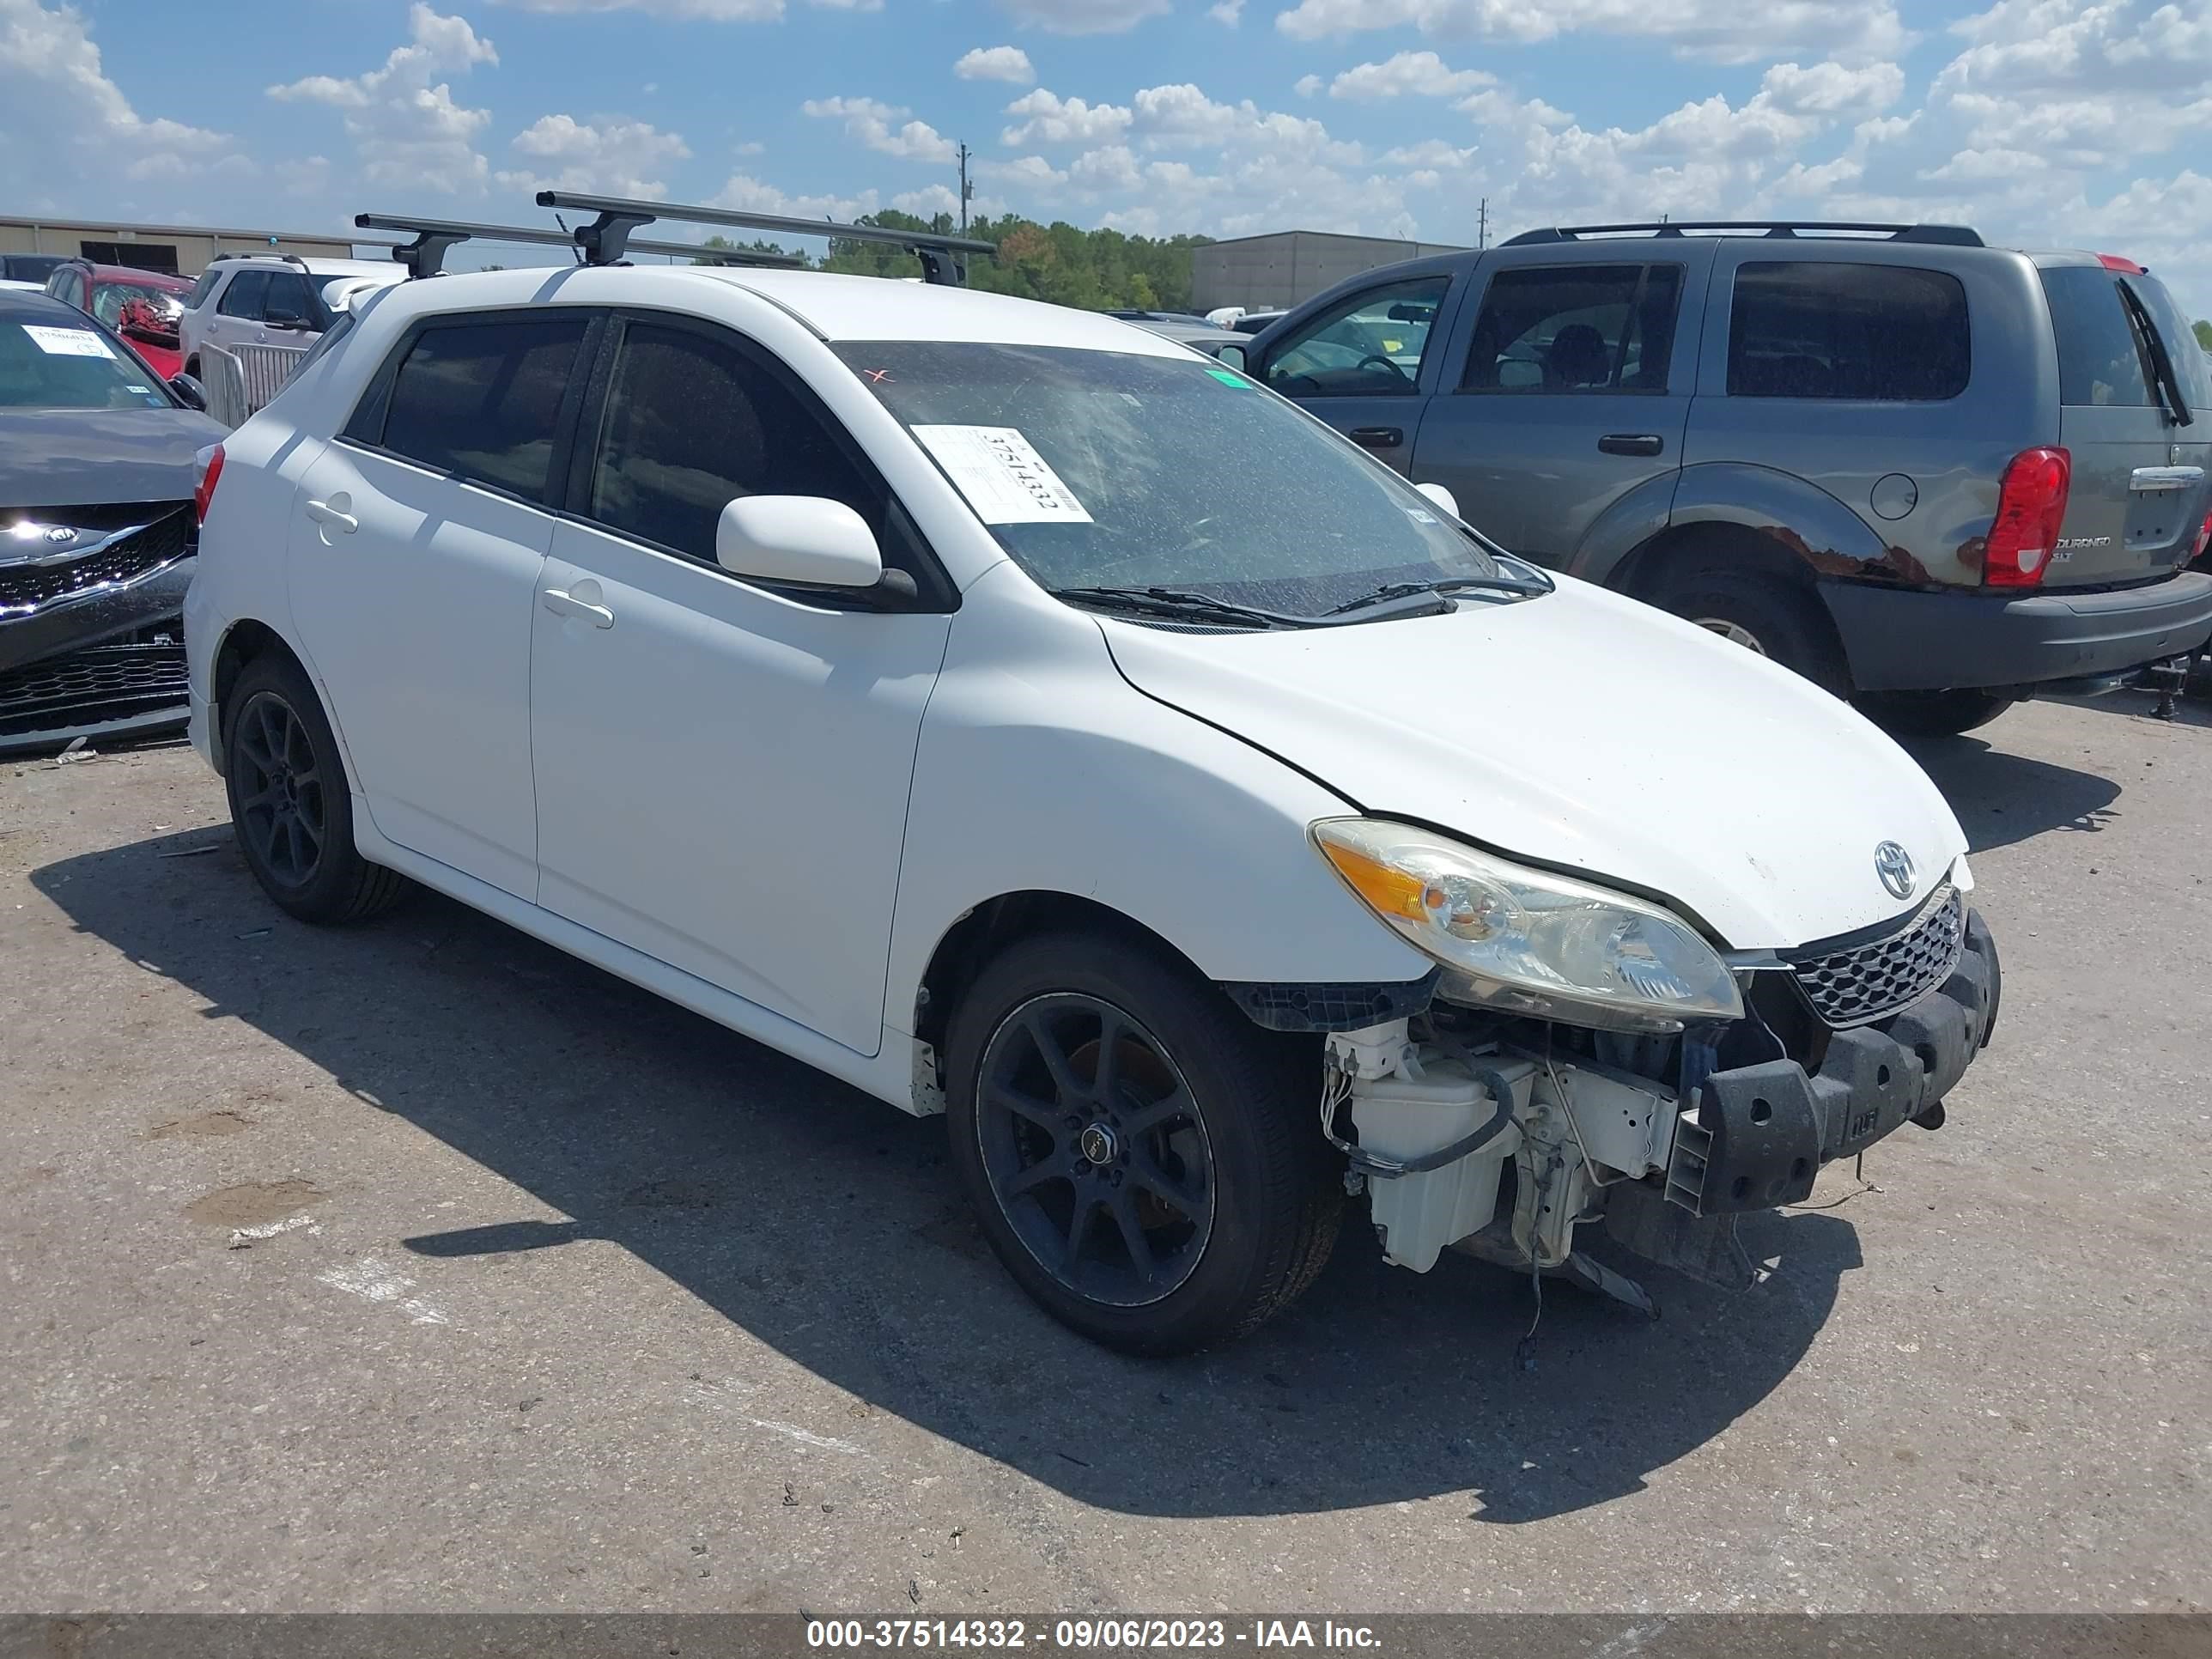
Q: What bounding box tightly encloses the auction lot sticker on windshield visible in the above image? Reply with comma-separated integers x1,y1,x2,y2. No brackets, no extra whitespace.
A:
20,325,116,359
912,425,1094,525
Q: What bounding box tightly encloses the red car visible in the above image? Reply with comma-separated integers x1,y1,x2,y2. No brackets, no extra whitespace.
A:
42,262,195,380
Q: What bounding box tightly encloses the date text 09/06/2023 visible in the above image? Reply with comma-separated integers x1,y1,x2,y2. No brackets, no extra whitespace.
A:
805,1619,1383,1650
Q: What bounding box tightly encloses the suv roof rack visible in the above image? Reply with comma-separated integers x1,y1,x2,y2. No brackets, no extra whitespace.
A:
533,190,996,286
206,251,320,272
355,212,806,279
1502,220,1984,248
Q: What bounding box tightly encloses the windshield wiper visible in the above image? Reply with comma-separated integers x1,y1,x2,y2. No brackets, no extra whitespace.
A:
1323,572,1551,617
1050,585,1312,629
2118,279,2196,428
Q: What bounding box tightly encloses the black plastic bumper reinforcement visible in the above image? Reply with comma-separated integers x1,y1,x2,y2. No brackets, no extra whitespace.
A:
1668,908,2001,1214
1222,972,1440,1033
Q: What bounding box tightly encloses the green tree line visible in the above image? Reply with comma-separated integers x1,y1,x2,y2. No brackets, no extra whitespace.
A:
702,212,1214,313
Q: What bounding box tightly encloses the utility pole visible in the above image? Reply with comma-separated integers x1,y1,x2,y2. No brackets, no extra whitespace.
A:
957,143,974,234
1477,198,1487,250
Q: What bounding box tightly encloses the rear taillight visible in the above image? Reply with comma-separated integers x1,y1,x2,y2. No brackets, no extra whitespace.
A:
193,443,226,526
1984,447,2070,588
2195,507,2212,562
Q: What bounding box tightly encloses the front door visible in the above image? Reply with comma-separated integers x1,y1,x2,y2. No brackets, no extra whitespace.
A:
286,310,594,899
529,315,952,1055
1407,252,1705,564
1255,272,1458,476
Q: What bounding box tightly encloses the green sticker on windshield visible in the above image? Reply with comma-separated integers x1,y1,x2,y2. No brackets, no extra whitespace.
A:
1206,367,1252,387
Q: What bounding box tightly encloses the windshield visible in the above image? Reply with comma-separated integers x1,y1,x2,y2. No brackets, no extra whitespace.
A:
95,281,183,331
0,317,174,410
2124,271,2212,413
836,342,1501,617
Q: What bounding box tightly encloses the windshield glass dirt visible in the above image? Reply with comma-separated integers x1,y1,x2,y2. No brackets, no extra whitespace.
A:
836,341,1502,617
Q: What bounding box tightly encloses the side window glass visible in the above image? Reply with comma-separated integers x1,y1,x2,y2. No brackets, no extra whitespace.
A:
1460,264,1682,393
379,317,588,501
589,323,882,563
2039,266,2155,407
1262,276,1449,398
263,271,315,325
185,269,222,310
1728,262,1969,401
216,270,268,319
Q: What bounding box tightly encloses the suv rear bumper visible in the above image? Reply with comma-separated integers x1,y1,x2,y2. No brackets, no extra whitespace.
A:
1825,569,2212,693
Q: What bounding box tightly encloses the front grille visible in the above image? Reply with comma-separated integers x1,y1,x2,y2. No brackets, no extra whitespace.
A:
0,509,191,614
1791,887,1966,1029
0,640,188,739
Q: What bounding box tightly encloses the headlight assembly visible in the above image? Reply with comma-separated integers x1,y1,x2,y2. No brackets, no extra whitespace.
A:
1312,818,1742,1034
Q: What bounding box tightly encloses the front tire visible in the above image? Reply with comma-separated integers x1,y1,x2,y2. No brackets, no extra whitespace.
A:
945,933,1339,1355
1857,688,2016,737
222,653,409,924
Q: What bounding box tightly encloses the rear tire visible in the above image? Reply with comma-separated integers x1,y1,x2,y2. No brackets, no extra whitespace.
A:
1650,561,1849,695
1856,688,2017,737
945,932,1339,1355
222,653,410,925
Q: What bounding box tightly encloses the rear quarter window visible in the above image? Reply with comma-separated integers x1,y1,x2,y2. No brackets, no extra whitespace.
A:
361,315,589,502
1728,262,1970,401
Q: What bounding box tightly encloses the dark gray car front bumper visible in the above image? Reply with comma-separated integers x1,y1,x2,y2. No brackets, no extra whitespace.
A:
1824,569,2212,693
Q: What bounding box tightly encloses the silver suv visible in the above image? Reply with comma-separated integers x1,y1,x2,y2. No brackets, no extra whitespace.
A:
1245,220,2212,734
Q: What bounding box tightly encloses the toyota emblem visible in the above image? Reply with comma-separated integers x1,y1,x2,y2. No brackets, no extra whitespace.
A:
1875,841,1916,902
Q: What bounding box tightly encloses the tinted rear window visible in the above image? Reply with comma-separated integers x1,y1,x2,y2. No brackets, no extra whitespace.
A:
374,317,587,501
1728,262,1970,401
2125,270,2212,413
2040,266,2154,407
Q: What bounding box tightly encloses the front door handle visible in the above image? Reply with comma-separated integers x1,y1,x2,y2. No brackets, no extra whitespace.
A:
542,587,615,629
303,495,356,538
2130,465,2203,493
1599,434,1665,457
1348,426,1404,450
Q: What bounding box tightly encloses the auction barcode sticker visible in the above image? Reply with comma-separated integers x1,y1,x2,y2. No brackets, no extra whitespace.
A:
912,425,1094,525
20,325,117,359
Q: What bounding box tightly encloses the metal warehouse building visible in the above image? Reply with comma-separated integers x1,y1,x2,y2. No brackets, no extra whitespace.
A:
1191,229,1471,313
0,215,363,275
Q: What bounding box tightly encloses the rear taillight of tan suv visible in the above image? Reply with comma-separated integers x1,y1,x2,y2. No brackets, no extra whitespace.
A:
1983,447,2071,587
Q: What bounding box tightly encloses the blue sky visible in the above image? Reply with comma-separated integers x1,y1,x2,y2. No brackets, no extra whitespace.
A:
5,0,2210,316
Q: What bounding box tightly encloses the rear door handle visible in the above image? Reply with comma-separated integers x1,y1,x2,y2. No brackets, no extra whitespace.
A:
1599,434,1665,457
2130,465,2203,492
303,495,356,536
541,587,614,629
1348,426,1404,450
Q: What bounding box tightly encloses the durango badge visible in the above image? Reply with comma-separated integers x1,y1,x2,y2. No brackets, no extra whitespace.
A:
1875,841,1917,901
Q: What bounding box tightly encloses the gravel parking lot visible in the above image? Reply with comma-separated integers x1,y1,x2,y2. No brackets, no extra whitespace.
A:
3,691,2209,1616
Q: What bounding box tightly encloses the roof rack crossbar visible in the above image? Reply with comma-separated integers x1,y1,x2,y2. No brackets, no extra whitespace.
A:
1501,220,1984,248
355,213,805,276
534,190,994,285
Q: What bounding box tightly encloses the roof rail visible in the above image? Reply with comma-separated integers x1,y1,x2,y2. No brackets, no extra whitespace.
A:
1501,220,1984,248
354,212,805,278
533,190,995,286
206,251,320,272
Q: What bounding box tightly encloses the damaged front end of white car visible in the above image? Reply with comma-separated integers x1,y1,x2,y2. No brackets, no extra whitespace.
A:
1276,818,2002,1308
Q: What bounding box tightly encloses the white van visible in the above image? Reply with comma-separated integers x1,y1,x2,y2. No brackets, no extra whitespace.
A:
185,263,2000,1354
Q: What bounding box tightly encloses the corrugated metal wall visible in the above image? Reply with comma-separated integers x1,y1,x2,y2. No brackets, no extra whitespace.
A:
1191,232,1469,313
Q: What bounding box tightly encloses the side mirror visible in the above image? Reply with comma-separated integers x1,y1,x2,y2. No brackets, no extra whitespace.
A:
1214,343,1248,372
716,495,897,592
168,374,208,411
1415,481,1460,520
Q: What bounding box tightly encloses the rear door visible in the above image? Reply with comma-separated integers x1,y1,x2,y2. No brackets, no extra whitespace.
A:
1252,270,1461,475
2039,261,2211,586
1404,246,1708,563
207,268,268,359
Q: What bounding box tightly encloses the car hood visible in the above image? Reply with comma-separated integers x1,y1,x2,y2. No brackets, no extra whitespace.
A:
1099,577,1969,950
0,407,226,508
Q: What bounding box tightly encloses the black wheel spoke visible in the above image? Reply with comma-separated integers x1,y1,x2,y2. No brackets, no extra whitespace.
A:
1021,1011,1085,1100
1092,1010,1125,1103
1108,1190,1154,1277
984,1082,1063,1133
1131,1152,1206,1220
1006,1152,1072,1196
1124,1085,1196,1135
1066,1194,1099,1258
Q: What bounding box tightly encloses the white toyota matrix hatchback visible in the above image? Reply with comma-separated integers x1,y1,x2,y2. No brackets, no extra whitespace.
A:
185,258,2000,1353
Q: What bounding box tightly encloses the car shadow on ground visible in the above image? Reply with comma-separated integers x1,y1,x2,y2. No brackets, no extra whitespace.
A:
35,831,1864,1523
1899,729,2124,853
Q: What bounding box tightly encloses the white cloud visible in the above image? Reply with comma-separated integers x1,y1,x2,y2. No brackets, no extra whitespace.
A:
994,0,1170,35
1131,82,1366,163
1000,88,1134,146
1270,0,1906,68
1328,50,1494,99
983,153,1071,185
495,113,691,198
0,0,242,202
268,4,498,191
893,184,963,216
1208,0,1243,21
499,0,781,18
710,172,880,222
1381,137,1480,167
955,45,1037,82
1294,73,1322,96
802,95,958,163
